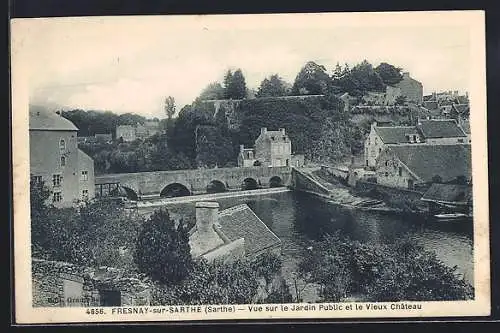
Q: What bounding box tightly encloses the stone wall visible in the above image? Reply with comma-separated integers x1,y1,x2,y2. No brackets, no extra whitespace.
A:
354,180,427,212
32,258,153,307
291,168,330,196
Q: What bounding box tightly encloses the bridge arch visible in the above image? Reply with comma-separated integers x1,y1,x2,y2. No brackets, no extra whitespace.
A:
160,183,191,198
242,177,259,191
207,180,227,194
269,176,284,188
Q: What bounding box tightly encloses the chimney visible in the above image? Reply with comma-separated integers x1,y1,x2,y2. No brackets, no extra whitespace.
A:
195,201,219,234
279,128,285,135
260,127,267,135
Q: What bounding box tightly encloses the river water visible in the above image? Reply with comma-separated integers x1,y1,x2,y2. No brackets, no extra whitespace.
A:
137,190,474,302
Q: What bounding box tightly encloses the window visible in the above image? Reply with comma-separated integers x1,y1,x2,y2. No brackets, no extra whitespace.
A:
385,160,389,167
385,172,389,177
81,171,88,181
82,189,89,200
53,191,62,202
52,174,62,187
61,156,66,167
379,148,382,153
398,167,403,177
59,139,66,151
374,137,378,144
458,138,464,143
31,175,43,184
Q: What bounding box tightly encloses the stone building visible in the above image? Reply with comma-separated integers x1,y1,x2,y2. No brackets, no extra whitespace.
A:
238,127,305,168
394,72,423,104
29,106,95,207
375,144,471,190
364,119,468,168
116,125,136,142
188,201,281,263
116,121,161,142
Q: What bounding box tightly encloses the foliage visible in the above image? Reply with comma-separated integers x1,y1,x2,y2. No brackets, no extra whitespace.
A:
336,60,385,96
135,208,193,284
164,96,176,119
299,232,474,302
256,74,289,97
30,184,143,268
151,252,291,305
198,82,225,100
395,95,407,106
223,68,247,99
375,62,404,86
292,61,332,95
61,109,148,137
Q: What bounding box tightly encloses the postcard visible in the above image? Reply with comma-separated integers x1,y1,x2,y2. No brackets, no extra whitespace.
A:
11,10,490,324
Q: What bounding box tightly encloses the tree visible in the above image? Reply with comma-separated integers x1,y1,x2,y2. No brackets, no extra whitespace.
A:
135,208,193,284
292,61,332,95
375,62,404,86
338,60,385,96
164,96,176,120
198,82,225,100
332,62,344,81
224,69,247,99
256,74,289,98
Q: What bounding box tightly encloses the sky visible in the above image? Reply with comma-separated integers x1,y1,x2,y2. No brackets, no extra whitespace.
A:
12,12,479,119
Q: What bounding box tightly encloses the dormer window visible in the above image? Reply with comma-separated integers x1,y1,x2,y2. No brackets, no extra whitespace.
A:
60,156,66,167
59,139,66,151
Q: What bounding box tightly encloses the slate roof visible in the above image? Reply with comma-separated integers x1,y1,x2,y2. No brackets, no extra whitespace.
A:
452,103,470,115
423,100,439,110
216,204,281,256
417,119,467,138
389,144,471,183
29,105,78,131
421,183,472,205
374,126,419,144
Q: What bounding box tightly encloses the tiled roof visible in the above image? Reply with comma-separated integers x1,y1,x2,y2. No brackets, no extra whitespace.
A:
417,119,467,138
423,100,439,110
29,105,78,131
389,144,471,183
421,183,472,205
217,204,281,256
374,126,419,144
452,103,470,115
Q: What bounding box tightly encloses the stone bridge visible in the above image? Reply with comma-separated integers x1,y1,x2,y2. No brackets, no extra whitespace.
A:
95,166,292,200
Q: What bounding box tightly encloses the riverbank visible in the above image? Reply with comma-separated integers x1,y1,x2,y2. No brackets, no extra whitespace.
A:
135,187,291,207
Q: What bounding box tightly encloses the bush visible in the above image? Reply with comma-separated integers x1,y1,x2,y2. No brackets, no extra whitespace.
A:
299,232,474,302
135,208,193,284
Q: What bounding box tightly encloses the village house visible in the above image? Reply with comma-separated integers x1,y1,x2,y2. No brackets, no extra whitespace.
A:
116,121,161,142
30,106,95,207
237,127,305,168
374,144,471,190
393,72,423,105
188,201,282,263
364,119,468,168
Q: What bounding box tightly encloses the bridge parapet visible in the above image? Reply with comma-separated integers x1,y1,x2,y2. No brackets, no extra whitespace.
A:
95,166,292,199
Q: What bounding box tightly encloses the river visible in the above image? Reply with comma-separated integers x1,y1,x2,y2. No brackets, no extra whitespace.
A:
137,190,474,302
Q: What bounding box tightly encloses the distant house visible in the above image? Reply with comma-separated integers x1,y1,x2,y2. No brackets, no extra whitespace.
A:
188,202,281,263
116,125,136,142
394,72,423,104
116,121,161,142
364,119,468,168
238,127,305,168
375,144,471,190
94,133,113,142
30,106,95,207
